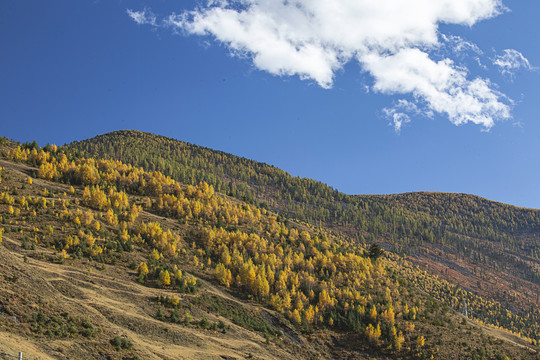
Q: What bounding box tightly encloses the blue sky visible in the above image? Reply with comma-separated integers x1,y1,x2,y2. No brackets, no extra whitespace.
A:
0,1,539,208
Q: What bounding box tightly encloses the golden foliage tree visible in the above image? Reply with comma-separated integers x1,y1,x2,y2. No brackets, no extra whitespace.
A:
159,270,171,286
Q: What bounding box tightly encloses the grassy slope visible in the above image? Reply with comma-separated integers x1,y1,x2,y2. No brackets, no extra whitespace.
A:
64,130,540,321
0,156,315,360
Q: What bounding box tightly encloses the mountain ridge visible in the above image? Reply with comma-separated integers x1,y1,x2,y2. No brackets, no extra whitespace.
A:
64,130,540,249
68,129,536,210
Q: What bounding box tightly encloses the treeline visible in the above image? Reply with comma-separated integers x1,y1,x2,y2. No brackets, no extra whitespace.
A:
64,131,540,265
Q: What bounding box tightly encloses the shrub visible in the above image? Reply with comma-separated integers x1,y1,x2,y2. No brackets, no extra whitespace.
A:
199,317,210,329
156,307,165,321
111,336,133,350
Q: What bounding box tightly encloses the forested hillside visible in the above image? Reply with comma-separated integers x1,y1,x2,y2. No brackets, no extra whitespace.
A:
0,136,538,359
65,131,540,248
65,131,540,314
0,135,538,359
3,137,538,359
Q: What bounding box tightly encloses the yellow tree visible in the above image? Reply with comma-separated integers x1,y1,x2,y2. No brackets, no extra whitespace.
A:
175,269,183,282
138,262,149,277
381,305,395,326
215,263,233,287
282,292,292,311
369,305,377,323
318,289,332,310
79,163,100,185
290,309,302,325
304,305,315,324
83,233,96,247
159,270,171,286
105,209,118,225
270,294,283,313
416,335,425,348
255,274,270,298
365,323,381,343
151,249,161,261
393,331,405,352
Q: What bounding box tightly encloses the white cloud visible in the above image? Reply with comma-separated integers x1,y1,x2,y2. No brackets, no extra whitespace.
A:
127,8,157,26
441,34,483,57
387,111,411,133
383,100,419,133
493,49,533,75
130,0,514,129
365,49,510,128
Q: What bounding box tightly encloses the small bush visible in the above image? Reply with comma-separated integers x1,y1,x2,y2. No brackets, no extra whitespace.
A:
111,336,133,350
171,309,180,324
156,307,166,321
184,312,192,325
199,317,210,329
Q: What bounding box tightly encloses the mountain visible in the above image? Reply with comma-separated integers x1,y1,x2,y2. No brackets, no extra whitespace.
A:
65,130,540,319
0,134,537,359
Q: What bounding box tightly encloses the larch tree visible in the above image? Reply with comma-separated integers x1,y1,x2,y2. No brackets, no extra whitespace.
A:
138,262,149,277
159,270,171,287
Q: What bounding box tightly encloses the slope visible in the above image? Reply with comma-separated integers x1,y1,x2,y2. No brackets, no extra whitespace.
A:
64,130,540,330
0,138,537,359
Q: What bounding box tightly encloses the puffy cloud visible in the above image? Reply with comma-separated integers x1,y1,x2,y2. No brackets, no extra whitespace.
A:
130,0,515,129
365,49,510,128
493,49,533,75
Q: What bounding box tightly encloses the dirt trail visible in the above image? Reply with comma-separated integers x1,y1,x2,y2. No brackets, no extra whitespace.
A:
0,234,302,360
469,319,537,354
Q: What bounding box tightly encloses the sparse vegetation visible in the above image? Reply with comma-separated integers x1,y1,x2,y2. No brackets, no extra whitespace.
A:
24,310,96,339
111,336,133,350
